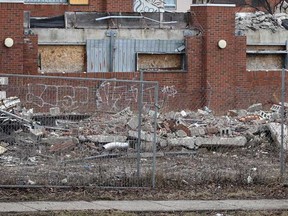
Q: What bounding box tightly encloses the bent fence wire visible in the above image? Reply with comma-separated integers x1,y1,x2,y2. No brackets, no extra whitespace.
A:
0,74,158,188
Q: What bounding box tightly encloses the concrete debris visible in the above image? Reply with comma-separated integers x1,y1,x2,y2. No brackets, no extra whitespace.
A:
0,94,287,166
195,136,247,147
49,138,78,153
128,130,155,142
0,97,20,110
267,123,288,150
220,128,232,137
0,146,7,155
236,12,288,32
247,103,262,113
127,116,139,130
167,137,197,150
87,135,127,143
50,107,60,115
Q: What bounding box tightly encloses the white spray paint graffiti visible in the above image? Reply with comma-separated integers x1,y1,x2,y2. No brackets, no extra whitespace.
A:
161,85,177,97
96,81,139,111
133,0,165,12
26,84,89,111
96,81,177,111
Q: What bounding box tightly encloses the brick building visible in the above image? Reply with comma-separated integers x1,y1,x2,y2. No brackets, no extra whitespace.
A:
0,0,287,113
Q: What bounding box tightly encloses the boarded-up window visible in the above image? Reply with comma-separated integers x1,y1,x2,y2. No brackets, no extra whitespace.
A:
38,46,85,73
137,53,185,72
247,54,284,70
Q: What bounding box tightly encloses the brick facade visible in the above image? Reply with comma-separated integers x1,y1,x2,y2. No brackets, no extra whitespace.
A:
0,3,24,74
24,0,132,17
0,1,286,113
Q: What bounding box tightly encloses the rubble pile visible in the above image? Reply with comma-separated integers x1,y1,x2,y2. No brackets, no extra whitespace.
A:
236,11,288,32
0,96,287,169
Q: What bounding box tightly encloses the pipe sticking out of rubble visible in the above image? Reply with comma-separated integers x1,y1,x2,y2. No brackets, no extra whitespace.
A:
95,15,177,24
103,142,129,151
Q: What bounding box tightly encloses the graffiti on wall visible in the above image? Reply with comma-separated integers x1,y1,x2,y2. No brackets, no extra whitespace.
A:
133,0,165,12
96,81,177,112
26,84,89,111
24,82,177,112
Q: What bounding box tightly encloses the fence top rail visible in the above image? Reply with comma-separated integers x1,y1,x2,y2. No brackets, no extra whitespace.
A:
0,74,159,85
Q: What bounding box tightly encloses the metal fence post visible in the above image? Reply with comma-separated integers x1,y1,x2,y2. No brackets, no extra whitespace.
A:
281,67,286,178
136,70,144,180
152,82,159,188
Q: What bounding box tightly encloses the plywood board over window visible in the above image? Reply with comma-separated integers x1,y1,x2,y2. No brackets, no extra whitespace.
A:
38,46,85,73
69,0,88,5
137,53,185,72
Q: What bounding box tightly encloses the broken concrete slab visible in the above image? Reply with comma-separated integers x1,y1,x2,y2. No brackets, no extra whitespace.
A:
267,123,288,150
220,128,232,137
0,97,20,110
205,127,218,135
50,107,61,116
167,137,197,150
29,128,45,140
0,146,7,155
247,103,262,113
197,109,209,116
127,116,139,130
41,136,78,146
87,135,127,143
128,130,155,142
190,127,206,136
176,130,187,138
195,136,247,147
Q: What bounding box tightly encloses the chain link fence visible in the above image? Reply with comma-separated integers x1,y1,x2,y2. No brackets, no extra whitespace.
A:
0,71,287,189
149,70,287,189
0,74,158,188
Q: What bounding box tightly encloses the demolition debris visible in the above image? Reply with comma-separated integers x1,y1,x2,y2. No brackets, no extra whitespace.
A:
0,96,288,168
236,12,288,31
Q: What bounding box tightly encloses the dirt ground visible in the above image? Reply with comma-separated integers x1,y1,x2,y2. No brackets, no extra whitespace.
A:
2,210,288,216
0,140,287,202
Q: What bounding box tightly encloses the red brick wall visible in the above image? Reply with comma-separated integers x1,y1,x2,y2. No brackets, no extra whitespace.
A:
2,2,285,113
24,0,133,17
0,3,24,74
23,35,38,75
105,0,134,12
190,5,247,113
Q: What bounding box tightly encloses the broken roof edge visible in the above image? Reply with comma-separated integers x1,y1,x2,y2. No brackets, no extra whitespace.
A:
191,4,236,7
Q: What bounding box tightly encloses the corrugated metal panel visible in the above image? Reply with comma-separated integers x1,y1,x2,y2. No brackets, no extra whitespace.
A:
114,39,136,72
135,40,183,53
87,39,184,72
25,0,67,3
87,39,109,72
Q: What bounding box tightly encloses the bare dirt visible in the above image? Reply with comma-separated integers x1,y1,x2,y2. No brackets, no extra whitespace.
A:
0,142,287,202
